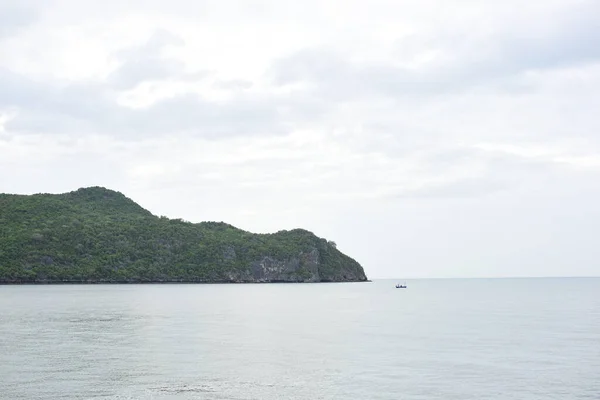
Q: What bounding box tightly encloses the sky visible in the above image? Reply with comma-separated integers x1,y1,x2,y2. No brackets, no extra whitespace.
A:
1,0,599,279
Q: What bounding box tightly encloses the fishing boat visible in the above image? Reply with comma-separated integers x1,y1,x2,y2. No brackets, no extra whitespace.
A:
395,282,407,288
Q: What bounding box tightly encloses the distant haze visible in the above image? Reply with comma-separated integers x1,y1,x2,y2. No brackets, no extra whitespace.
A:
1,0,599,278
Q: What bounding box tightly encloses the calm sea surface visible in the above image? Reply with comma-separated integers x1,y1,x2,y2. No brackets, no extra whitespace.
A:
0,278,598,399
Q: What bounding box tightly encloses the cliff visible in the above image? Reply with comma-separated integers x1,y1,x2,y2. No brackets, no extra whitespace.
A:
0,187,368,283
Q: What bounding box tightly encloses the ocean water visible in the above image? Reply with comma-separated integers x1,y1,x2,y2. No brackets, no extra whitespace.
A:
0,278,598,400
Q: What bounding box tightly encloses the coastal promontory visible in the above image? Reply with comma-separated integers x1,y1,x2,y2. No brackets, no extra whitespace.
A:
0,187,367,284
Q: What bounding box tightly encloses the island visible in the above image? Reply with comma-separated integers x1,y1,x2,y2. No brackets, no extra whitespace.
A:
0,187,368,284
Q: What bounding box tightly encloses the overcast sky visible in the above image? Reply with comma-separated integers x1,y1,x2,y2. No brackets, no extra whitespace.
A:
1,0,599,278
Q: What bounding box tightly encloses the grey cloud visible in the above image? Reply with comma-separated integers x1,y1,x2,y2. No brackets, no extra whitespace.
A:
107,30,205,89
0,68,41,106
393,177,508,199
270,3,600,99
382,145,585,202
0,33,335,138
122,94,285,137
269,48,481,101
496,2,600,71
214,79,254,90
378,144,576,201
0,28,297,138
271,49,346,85
0,2,38,38
4,81,286,138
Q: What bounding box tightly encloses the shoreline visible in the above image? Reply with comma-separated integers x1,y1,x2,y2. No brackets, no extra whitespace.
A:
0,279,371,285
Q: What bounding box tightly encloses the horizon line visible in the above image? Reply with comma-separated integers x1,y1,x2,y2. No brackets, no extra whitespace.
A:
371,275,600,280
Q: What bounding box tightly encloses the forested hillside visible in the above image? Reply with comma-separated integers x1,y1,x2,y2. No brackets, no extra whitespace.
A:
0,187,367,283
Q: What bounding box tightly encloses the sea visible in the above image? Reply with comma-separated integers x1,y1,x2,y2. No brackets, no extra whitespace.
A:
0,278,598,399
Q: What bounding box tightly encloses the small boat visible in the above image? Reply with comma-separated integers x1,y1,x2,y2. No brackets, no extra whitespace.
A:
395,282,407,288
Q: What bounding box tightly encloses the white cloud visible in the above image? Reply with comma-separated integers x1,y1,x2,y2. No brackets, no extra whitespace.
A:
474,143,600,171
0,108,17,133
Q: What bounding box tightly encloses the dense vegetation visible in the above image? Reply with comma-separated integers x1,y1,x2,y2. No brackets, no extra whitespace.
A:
0,187,367,283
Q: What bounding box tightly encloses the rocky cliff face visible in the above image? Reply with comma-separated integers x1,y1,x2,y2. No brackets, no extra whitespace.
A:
221,247,366,283
214,231,367,283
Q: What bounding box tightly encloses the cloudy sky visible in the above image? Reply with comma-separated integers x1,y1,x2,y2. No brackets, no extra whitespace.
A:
1,0,599,278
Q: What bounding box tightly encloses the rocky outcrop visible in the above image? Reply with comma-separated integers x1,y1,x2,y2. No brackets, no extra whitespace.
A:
221,247,367,283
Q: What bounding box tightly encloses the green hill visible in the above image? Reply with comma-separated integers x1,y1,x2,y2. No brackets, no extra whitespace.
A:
0,187,367,283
